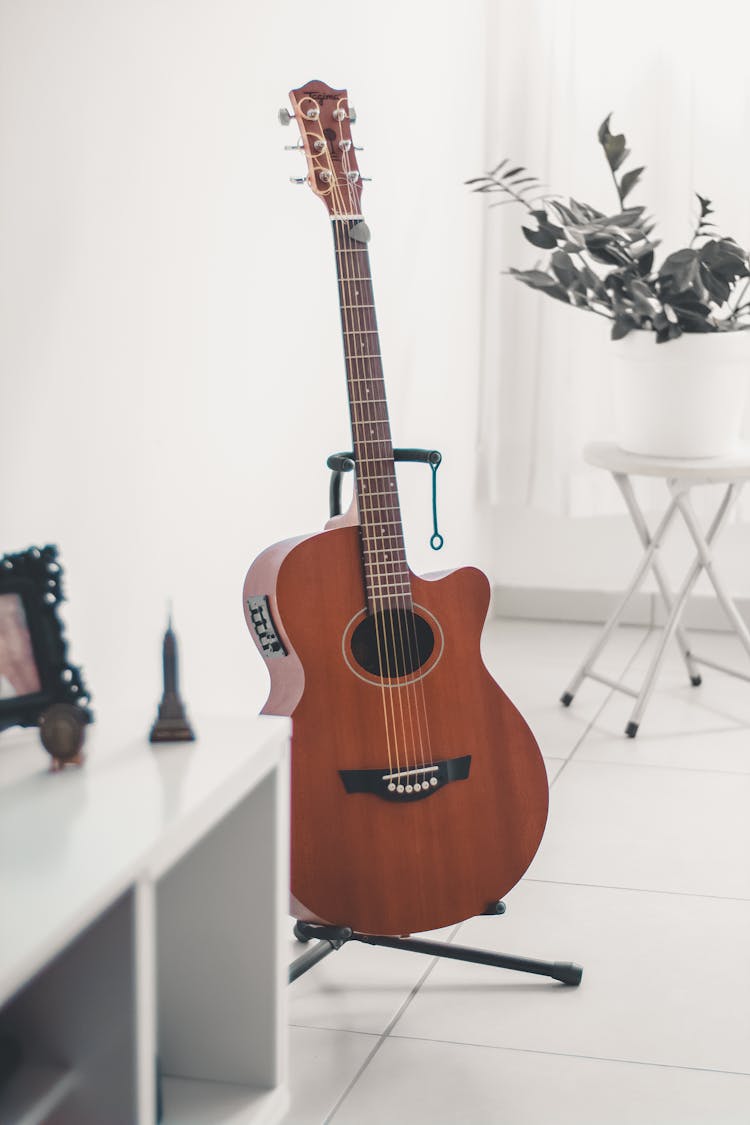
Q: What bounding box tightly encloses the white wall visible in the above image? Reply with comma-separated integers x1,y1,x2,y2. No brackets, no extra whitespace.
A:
479,0,750,604
0,0,487,723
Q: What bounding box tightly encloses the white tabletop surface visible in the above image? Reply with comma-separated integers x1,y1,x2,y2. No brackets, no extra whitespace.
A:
0,712,289,1005
584,441,750,481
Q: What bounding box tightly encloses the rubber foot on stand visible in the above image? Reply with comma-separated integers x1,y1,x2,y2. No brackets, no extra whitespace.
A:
560,692,574,707
690,675,702,686
625,721,639,739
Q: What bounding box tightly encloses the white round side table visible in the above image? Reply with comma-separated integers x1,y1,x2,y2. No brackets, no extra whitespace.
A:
561,441,750,736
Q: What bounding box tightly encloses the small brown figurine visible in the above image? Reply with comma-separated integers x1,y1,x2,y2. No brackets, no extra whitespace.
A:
149,608,195,743
39,702,87,770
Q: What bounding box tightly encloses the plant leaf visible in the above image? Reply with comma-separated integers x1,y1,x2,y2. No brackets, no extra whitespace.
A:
619,166,645,203
598,114,629,172
696,193,713,217
700,238,749,282
611,316,635,340
522,225,558,249
658,248,701,292
508,268,570,303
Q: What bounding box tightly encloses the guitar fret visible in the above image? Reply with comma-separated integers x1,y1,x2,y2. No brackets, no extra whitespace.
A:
362,576,411,585
343,329,378,335
364,560,408,567
345,355,382,361
341,303,375,309
366,589,411,595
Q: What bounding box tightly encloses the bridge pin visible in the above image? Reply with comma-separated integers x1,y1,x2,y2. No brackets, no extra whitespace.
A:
388,783,396,792
430,777,438,787
405,784,413,793
397,784,405,793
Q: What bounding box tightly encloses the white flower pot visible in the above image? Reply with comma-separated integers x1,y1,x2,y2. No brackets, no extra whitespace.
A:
611,330,750,458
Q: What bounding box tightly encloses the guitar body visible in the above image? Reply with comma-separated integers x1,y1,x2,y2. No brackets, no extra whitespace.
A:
244,524,548,936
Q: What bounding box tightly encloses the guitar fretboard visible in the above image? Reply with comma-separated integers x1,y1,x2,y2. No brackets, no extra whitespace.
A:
332,219,411,612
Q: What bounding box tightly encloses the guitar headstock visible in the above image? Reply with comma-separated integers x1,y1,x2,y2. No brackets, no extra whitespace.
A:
283,80,363,217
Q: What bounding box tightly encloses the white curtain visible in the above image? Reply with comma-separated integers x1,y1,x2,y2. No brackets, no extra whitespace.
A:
478,0,750,515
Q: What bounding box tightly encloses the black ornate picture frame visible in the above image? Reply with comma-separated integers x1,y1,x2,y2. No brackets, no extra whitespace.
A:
0,545,92,734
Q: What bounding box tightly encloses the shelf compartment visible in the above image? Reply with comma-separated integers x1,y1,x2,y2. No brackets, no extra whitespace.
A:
0,890,137,1124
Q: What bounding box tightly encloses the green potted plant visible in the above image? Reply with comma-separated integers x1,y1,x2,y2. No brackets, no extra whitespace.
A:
469,117,750,458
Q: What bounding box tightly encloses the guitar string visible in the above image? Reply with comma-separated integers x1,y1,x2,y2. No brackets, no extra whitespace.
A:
333,217,407,783
324,127,404,781
307,99,433,792
338,137,434,788
296,94,397,778
338,138,430,790
333,149,420,787
335,140,419,788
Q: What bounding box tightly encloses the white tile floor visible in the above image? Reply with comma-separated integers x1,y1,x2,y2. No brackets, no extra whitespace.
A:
282,619,750,1124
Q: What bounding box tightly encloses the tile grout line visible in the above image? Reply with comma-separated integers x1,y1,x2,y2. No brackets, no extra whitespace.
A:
323,924,462,1124
547,755,750,778
525,876,750,903
384,1030,750,1080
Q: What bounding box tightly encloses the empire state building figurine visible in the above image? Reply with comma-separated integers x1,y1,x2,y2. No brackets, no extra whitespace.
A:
149,609,196,743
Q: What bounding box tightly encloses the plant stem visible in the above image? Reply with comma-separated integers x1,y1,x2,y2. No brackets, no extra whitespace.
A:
607,164,624,210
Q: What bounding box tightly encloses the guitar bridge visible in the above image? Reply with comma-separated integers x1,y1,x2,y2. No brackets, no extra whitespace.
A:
339,755,471,802
246,595,287,658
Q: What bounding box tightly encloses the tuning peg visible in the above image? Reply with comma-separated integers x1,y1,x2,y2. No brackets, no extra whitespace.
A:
278,107,294,126
289,176,308,185
360,176,372,182
348,106,357,123
284,141,304,151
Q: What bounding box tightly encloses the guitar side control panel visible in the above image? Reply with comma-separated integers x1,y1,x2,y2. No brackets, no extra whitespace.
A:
247,596,287,658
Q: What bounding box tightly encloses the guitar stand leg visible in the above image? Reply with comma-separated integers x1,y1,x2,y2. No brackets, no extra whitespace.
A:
289,923,353,984
289,913,583,987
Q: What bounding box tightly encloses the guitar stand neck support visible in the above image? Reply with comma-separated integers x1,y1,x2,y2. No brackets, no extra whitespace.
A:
327,447,444,550
289,906,583,987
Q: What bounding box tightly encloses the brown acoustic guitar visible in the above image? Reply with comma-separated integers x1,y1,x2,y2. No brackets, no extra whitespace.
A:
243,80,548,937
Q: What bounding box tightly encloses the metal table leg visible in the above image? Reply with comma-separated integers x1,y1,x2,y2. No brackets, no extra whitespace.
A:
562,469,750,736
560,494,681,704
614,474,701,686
624,480,743,736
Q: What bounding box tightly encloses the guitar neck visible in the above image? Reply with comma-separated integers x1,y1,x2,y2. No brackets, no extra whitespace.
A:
332,219,411,613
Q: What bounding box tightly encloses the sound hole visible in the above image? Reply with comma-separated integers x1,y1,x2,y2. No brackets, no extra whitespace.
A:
350,610,435,677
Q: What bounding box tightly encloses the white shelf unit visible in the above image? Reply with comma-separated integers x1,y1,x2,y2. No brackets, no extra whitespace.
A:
0,714,290,1125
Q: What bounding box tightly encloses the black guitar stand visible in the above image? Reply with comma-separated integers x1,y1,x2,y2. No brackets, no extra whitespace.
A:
290,902,583,986
288,449,583,990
